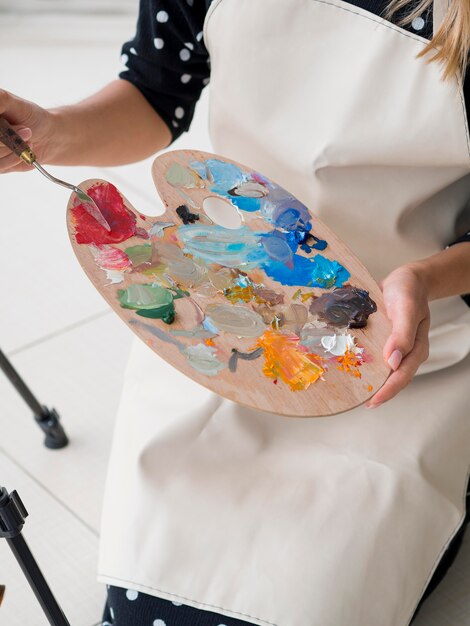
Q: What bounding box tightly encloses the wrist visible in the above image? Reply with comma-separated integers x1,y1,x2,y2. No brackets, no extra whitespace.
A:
45,107,80,164
401,261,434,299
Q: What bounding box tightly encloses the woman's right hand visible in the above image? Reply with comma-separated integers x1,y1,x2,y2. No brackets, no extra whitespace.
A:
0,89,58,173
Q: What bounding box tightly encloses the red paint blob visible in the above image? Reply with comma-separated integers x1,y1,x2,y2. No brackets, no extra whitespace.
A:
72,182,137,245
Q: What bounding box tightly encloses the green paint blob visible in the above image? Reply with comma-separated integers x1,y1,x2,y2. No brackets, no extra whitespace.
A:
165,162,203,189
125,244,152,266
117,283,188,325
137,306,175,324
118,283,173,310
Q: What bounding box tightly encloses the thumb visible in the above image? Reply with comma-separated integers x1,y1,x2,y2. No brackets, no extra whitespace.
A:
383,307,419,371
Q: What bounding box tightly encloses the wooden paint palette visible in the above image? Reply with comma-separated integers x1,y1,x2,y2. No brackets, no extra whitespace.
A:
67,150,391,417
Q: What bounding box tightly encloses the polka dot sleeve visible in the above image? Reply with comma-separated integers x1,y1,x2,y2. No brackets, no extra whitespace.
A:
119,0,212,142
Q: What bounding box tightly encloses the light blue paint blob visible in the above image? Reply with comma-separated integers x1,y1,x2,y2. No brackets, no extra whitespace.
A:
202,316,220,334
182,343,225,376
178,224,264,268
205,159,245,189
202,159,261,212
259,231,294,266
189,160,209,180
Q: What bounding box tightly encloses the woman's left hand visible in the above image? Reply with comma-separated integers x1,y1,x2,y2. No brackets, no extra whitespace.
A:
366,264,430,408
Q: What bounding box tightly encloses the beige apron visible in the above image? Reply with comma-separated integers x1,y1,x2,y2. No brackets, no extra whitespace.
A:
97,1,470,624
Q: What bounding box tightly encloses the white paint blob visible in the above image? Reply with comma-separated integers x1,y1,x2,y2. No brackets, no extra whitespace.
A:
181,73,192,83
203,196,242,229
126,589,139,601
321,334,357,356
180,48,191,61
105,269,124,285
154,38,165,50
185,42,194,50
171,601,183,606
175,107,185,119
153,620,167,626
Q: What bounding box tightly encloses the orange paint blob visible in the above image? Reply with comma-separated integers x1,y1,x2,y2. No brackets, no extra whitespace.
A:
254,330,324,391
367,384,373,392
337,350,363,378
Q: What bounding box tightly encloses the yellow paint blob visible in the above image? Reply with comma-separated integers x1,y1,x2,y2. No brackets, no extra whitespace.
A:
254,330,324,391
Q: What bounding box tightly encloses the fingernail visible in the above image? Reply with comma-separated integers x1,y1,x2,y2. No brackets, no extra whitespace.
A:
18,127,32,140
366,402,381,410
387,349,402,371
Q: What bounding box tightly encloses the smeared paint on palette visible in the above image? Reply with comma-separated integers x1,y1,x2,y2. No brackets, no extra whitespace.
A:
67,150,392,417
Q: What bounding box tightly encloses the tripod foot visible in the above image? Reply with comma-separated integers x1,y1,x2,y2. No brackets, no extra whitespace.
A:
35,408,69,450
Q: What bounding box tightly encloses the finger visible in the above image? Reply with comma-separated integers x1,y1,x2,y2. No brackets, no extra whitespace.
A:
0,126,32,158
0,153,24,171
382,298,427,370
0,89,33,125
0,161,34,174
0,126,33,171
367,317,430,407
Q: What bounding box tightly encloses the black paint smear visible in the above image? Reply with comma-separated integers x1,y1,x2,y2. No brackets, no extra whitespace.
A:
309,286,377,329
229,347,264,372
176,204,199,224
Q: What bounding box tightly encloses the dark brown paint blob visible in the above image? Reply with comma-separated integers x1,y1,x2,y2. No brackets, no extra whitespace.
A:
309,286,377,328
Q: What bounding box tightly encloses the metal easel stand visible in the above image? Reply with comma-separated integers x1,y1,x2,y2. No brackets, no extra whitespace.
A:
0,348,68,449
0,348,71,623
0,487,71,626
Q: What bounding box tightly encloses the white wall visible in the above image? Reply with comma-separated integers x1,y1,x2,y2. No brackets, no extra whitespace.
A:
0,0,136,13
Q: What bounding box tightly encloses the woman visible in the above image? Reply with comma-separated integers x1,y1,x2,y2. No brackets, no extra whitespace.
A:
1,0,470,624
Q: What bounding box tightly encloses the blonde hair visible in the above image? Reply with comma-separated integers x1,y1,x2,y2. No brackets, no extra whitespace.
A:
385,0,470,79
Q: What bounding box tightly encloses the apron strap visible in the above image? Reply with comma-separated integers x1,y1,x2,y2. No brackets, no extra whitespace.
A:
433,0,449,35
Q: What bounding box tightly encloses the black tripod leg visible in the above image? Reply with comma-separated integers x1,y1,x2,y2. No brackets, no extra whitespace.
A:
0,487,71,626
0,348,68,449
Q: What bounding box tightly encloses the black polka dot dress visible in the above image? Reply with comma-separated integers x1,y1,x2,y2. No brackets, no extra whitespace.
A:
103,1,470,624
119,0,469,272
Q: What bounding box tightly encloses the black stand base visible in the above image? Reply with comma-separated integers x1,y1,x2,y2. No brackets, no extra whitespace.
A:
0,348,68,449
0,487,71,625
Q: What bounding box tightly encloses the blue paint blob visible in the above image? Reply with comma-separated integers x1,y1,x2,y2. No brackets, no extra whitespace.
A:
177,223,348,288
259,253,350,288
310,254,350,288
227,195,261,212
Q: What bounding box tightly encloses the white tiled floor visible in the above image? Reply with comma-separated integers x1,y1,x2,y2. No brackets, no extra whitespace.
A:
0,11,468,626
